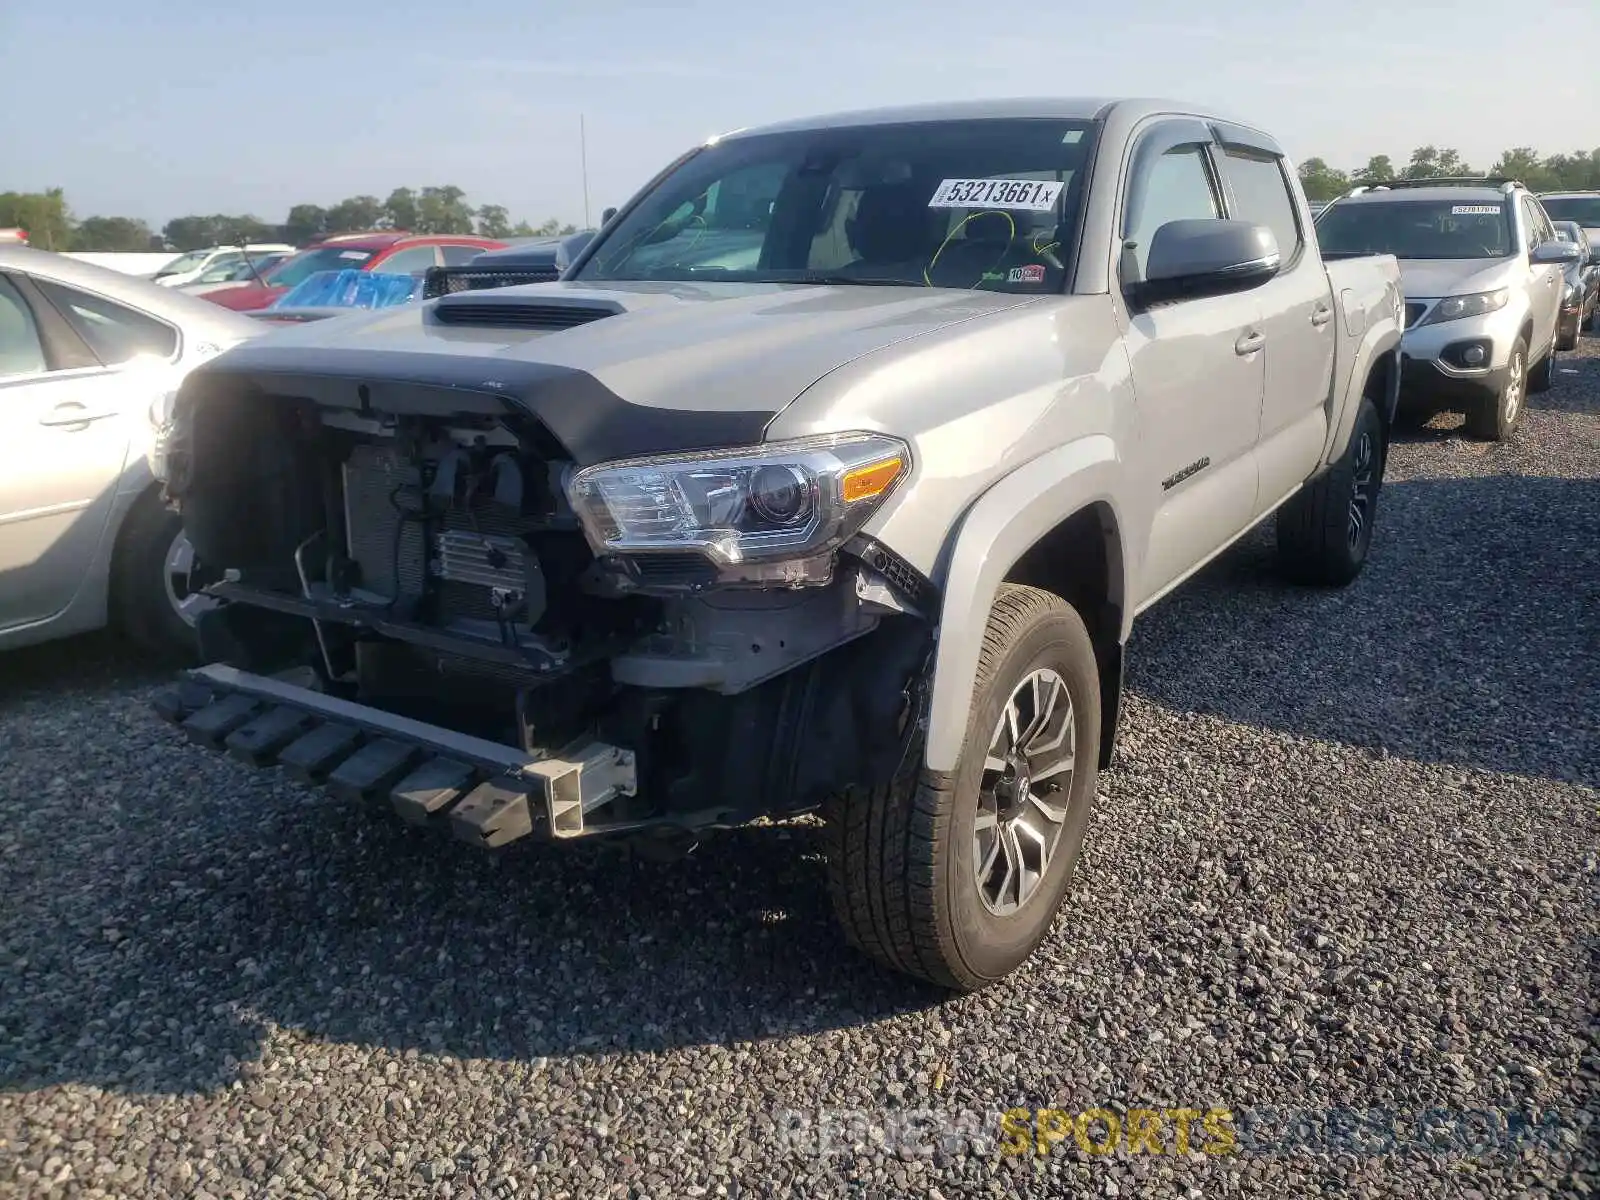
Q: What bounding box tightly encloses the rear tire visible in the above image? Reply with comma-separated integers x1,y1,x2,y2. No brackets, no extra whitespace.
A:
1463,336,1527,442
1275,396,1386,586
823,585,1101,991
112,488,202,663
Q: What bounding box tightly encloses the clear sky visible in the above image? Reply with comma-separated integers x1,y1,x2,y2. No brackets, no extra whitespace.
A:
3,0,1596,229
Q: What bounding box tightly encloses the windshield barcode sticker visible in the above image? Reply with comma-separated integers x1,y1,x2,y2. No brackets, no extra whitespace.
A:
1451,205,1499,215
929,178,1064,211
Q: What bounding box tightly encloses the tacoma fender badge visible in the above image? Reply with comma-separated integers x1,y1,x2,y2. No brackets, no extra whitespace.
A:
1162,456,1211,491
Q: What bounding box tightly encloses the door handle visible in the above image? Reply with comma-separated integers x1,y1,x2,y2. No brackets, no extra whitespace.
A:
39,402,117,428
1234,330,1265,356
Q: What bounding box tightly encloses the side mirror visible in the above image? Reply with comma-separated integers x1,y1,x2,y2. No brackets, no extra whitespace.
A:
1532,240,1580,265
601,207,617,225
1132,219,1281,306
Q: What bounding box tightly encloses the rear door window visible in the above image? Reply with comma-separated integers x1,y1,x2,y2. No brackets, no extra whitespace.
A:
32,279,178,365
1219,148,1301,261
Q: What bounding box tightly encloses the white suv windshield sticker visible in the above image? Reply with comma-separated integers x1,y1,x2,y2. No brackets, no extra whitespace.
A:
1451,205,1499,215
929,179,1064,211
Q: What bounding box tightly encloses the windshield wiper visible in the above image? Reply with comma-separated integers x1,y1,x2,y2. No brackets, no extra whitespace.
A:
785,273,924,287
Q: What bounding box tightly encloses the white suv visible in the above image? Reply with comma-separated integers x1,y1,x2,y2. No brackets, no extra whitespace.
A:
1315,179,1579,440
150,243,296,288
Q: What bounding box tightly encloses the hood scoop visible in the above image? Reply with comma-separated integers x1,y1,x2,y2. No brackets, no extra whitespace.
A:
430,291,625,331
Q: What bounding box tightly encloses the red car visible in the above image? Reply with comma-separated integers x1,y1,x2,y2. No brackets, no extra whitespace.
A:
202,232,507,311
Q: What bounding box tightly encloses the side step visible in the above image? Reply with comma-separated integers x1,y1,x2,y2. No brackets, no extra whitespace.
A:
152,664,636,847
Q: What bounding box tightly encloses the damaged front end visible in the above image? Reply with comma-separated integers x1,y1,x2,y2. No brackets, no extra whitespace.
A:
152,343,934,849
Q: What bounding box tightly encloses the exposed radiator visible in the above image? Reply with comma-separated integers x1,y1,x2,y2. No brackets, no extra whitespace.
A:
342,444,536,614
344,444,424,599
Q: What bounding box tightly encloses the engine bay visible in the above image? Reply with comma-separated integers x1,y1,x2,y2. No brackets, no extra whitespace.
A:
324,424,646,666
165,378,935,831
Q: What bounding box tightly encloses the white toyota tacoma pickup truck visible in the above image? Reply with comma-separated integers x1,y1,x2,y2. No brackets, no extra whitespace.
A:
151,97,1403,990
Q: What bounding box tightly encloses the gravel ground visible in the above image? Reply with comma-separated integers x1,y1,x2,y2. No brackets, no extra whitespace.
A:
2,339,1597,1199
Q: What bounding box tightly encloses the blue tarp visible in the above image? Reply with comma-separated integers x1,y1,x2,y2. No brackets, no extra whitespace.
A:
271,269,422,310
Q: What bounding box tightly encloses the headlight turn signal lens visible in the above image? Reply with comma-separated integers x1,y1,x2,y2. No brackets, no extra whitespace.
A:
567,432,912,570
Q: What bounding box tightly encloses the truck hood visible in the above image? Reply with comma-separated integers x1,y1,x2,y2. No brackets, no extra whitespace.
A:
194,280,1039,463
1396,257,1520,300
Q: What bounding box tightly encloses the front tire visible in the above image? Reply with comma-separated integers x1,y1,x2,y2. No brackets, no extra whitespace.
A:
1463,336,1527,442
1526,338,1555,395
824,585,1101,991
1275,396,1386,586
112,488,204,662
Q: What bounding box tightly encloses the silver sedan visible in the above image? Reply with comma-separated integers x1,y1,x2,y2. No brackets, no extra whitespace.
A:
0,246,264,657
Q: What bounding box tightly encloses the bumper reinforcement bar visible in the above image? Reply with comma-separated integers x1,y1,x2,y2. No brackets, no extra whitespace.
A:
153,664,637,846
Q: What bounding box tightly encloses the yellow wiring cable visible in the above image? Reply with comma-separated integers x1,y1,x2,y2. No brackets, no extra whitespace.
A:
922,209,1016,289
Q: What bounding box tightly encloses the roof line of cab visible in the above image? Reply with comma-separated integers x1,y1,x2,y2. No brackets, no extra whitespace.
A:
714,96,1281,155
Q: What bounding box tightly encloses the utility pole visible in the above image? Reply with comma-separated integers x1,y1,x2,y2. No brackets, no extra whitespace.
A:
580,114,591,229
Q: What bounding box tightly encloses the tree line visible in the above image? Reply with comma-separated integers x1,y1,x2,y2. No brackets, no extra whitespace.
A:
8,144,1599,251
0,185,579,252
1297,145,1600,202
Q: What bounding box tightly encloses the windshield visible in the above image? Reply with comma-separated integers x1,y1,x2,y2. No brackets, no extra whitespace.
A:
264,245,376,288
1315,199,1513,260
198,253,279,283
1540,196,1600,226
154,250,212,277
574,118,1097,292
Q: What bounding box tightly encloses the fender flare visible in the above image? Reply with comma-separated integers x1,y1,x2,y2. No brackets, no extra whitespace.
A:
922,434,1129,774
1325,313,1402,465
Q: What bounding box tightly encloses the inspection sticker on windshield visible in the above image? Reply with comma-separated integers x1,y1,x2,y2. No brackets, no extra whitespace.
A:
929,178,1064,211
1451,204,1499,215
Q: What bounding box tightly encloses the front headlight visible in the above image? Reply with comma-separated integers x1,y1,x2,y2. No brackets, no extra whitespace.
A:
567,432,910,582
1414,288,1510,326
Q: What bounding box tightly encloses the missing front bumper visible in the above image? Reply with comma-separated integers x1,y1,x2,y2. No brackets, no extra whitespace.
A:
153,664,637,846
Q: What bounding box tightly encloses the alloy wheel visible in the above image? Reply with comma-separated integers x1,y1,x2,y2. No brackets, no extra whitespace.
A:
974,667,1077,917
1504,349,1525,424
1347,430,1378,552
163,532,216,627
